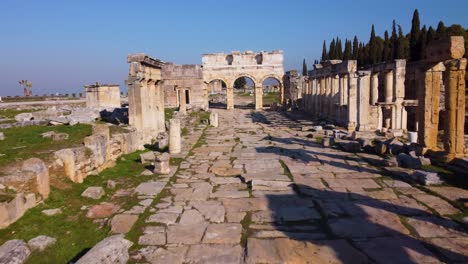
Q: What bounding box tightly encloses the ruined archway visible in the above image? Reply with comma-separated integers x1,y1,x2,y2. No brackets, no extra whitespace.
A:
261,76,282,107
202,51,284,110
233,76,255,109
206,79,228,109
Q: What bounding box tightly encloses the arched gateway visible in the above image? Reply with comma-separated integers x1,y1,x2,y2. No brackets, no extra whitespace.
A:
202,50,284,109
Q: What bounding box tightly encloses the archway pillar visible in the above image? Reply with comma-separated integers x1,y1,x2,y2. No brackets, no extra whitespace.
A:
255,85,263,110
227,87,234,110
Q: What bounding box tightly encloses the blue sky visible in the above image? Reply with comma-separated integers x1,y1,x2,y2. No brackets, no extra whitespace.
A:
0,0,467,96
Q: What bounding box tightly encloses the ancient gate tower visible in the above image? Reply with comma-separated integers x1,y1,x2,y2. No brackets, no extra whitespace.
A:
126,54,166,138
202,51,284,110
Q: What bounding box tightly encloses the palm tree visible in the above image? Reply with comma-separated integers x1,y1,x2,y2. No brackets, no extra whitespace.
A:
18,80,33,96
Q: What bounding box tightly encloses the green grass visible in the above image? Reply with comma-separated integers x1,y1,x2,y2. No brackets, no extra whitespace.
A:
0,151,152,264
262,92,280,106
0,124,92,172
0,108,40,119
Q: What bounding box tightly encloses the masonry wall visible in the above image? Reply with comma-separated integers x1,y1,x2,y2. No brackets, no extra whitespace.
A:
162,63,208,109
85,85,121,108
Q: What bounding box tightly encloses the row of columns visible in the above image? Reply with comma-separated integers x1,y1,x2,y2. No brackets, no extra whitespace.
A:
417,58,467,160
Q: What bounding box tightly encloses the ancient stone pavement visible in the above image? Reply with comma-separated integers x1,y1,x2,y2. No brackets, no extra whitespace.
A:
131,109,467,263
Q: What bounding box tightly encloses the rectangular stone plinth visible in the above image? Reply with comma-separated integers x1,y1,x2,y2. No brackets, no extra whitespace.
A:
85,84,121,108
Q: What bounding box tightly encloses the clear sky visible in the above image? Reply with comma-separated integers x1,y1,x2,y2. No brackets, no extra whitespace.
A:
0,0,467,96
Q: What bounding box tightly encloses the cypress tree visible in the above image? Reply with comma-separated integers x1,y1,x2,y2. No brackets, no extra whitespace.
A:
329,38,337,60
343,39,352,60
436,21,447,39
302,59,308,76
321,41,328,62
391,20,398,59
369,24,379,64
352,36,359,60
427,26,435,44
336,37,343,59
397,25,408,59
382,30,391,61
419,25,428,60
409,9,421,61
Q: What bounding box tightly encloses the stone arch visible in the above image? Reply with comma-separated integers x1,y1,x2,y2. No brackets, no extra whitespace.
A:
231,74,259,88
260,74,283,86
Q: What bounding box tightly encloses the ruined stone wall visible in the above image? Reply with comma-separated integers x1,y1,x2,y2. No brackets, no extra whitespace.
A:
0,124,148,229
162,63,207,110
85,84,121,109
283,70,306,108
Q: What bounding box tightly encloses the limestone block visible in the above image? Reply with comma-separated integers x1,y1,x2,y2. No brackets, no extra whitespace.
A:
154,153,170,174
0,239,31,264
426,36,465,62
81,187,105,199
21,158,50,199
76,235,133,264
27,236,56,252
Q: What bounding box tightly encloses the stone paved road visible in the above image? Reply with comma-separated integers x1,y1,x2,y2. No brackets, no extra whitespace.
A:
131,109,468,264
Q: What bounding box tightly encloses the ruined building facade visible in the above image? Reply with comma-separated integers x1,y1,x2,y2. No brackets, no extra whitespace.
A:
300,36,466,161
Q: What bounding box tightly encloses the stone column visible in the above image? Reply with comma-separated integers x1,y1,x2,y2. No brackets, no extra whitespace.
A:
255,86,263,110
179,89,187,114
156,82,166,133
384,70,394,103
347,73,358,131
319,78,325,115
417,62,445,150
210,112,219,127
331,75,339,120
443,58,467,161
357,71,371,131
169,118,181,154
226,87,234,110
392,60,406,130
370,73,379,105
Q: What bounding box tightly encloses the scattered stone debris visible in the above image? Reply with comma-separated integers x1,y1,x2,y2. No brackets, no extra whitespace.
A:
27,236,56,252
0,240,31,264
41,208,62,216
81,186,105,199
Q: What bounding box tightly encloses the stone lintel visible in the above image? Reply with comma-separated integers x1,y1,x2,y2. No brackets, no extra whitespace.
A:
444,58,467,71
357,70,371,76
127,53,165,68
426,36,465,62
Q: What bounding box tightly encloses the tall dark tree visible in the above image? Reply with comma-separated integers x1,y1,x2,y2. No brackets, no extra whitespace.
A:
343,39,352,60
302,59,308,76
436,21,447,39
397,25,409,59
427,26,436,44
382,30,391,61
321,41,328,62
329,38,337,59
336,38,343,59
352,36,359,60
419,25,428,60
409,9,421,61
390,20,398,59
368,24,380,64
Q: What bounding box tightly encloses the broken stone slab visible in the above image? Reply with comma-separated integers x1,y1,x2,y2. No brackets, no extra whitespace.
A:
251,179,292,191
203,223,242,244
397,153,422,169
48,116,70,126
81,186,105,199
412,170,443,185
14,113,33,122
140,151,156,164
211,167,242,177
185,244,243,264
86,202,120,218
0,240,31,264
21,158,50,198
27,236,56,252
146,212,179,225
110,214,138,234
41,208,62,216
167,223,208,245
76,235,133,264
138,226,166,246
135,181,166,197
